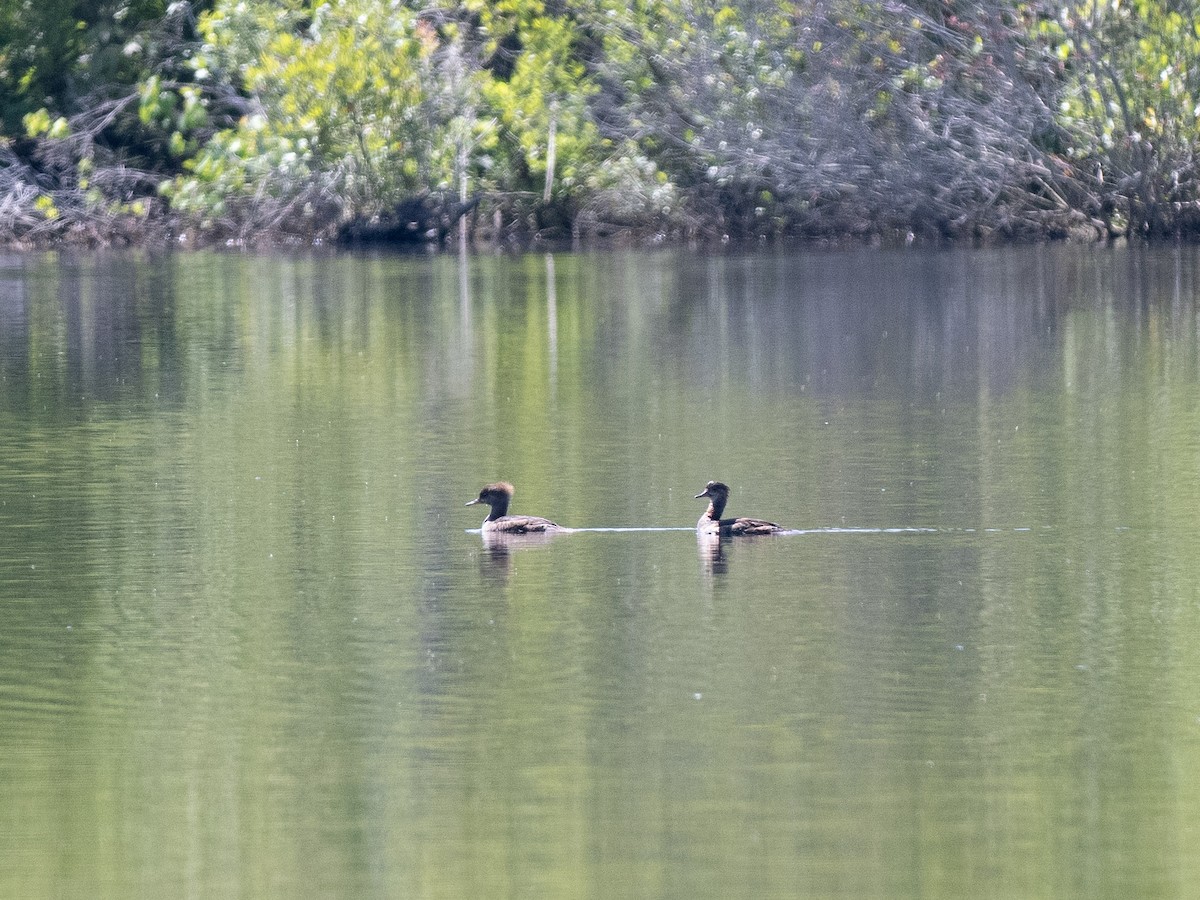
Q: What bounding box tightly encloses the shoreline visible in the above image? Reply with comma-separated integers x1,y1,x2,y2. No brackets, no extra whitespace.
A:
0,216,1144,255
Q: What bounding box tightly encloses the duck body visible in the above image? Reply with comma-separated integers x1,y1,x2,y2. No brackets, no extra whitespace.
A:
482,514,561,534
467,482,564,534
695,481,783,535
699,514,784,537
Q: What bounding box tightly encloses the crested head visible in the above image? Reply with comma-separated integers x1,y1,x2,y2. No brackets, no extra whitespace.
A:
466,481,516,519
695,480,731,500
478,481,515,501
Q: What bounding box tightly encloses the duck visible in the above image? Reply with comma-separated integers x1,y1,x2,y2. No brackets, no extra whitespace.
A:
466,482,564,533
694,481,784,535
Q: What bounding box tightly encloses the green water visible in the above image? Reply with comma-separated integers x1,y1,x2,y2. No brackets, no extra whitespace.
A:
2,247,1200,898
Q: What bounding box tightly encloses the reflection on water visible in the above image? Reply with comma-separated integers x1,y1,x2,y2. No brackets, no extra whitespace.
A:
476,529,567,582
3,246,1200,897
696,531,729,576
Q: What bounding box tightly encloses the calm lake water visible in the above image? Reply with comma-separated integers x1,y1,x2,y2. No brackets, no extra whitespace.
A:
2,245,1200,898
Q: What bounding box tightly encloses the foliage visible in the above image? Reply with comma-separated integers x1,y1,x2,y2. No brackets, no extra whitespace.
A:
1041,0,1200,235
0,0,211,244
478,6,602,194
7,0,1200,244
156,0,468,236
155,0,664,239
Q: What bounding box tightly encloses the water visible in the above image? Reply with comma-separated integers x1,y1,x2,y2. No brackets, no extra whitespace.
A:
2,246,1200,897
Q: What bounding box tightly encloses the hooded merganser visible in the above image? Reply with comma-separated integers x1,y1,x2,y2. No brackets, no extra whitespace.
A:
466,482,564,533
694,481,784,535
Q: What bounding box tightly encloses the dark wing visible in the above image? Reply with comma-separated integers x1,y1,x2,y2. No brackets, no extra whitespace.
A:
723,516,783,536
495,515,560,534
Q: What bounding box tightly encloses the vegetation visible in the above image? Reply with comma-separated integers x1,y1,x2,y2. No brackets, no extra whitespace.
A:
4,0,1200,247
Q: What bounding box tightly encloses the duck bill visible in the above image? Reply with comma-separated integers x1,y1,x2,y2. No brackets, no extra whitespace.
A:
465,498,482,506
695,489,711,499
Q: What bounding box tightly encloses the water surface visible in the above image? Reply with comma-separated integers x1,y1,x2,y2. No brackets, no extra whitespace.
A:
2,246,1200,897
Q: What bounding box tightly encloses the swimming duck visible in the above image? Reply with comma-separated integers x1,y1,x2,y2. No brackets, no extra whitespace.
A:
466,482,564,533
694,481,783,535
